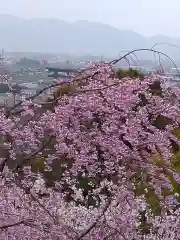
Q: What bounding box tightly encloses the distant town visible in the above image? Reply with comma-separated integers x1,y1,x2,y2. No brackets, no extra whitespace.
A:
0,48,180,107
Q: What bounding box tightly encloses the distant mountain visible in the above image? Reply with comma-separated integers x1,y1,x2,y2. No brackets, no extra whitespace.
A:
1,14,180,59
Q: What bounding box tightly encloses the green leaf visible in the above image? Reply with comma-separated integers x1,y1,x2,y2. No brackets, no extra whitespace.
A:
173,127,180,139
152,115,172,130
30,156,45,172
151,153,165,167
145,188,162,216
167,172,180,201
171,151,180,172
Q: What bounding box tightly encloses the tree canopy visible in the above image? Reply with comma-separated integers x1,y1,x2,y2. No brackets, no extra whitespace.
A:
0,62,180,239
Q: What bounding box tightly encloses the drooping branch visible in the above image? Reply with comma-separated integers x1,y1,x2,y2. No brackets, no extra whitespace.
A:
111,48,180,76
0,219,34,230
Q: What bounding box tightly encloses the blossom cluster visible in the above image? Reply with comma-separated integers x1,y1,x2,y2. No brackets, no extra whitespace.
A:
0,62,180,239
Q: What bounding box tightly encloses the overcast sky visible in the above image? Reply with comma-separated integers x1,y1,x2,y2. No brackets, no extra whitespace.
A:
0,0,179,37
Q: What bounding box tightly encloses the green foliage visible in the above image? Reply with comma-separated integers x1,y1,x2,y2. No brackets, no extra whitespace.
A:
152,115,172,130
16,57,41,68
167,172,180,200
173,127,180,139
133,170,162,216
30,156,45,172
171,127,180,171
43,77,87,111
116,68,144,80
152,151,180,202
146,188,162,216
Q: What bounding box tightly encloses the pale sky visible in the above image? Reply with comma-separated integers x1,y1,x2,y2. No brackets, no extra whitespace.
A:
0,0,179,37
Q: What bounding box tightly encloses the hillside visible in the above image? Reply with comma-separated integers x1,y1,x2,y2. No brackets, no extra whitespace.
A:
1,15,180,59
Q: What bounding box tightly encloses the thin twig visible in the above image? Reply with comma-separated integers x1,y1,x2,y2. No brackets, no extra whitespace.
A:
0,219,33,230
111,48,180,77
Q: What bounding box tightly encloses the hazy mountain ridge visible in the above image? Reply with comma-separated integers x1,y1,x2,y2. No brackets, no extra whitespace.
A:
0,15,180,59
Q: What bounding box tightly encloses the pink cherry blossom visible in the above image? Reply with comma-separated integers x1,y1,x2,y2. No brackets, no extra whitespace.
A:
0,62,180,239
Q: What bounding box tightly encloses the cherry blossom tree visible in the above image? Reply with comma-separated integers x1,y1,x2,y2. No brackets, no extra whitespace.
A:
0,56,180,239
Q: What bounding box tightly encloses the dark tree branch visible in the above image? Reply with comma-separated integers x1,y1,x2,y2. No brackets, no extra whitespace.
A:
110,48,180,77
0,219,35,230
0,220,24,230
